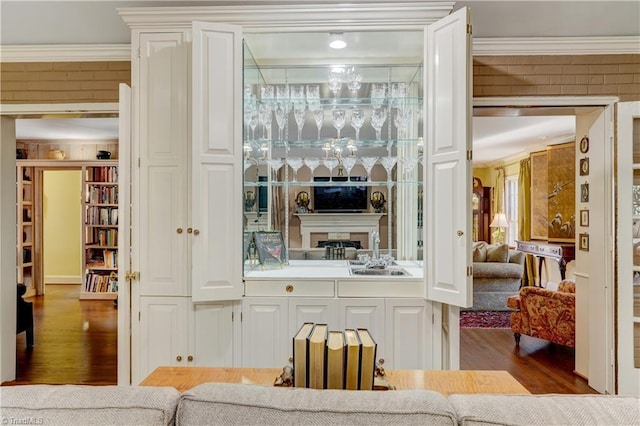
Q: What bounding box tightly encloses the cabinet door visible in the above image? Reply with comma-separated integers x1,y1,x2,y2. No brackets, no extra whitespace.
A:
191,22,244,302
242,297,288,367
338,299,385,364
136,32,190,297
288,298,338,343
385,299,432,369
136,296,189,384
191,301,234,367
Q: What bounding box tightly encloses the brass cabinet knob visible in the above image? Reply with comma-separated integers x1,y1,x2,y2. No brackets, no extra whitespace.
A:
187,355,193,362
193,229,200,236
177,228,183,234
288,357,293,363
285,284,294,293
457,230,464,236
187,228,193,234
378,358,385,365
176,355,182,362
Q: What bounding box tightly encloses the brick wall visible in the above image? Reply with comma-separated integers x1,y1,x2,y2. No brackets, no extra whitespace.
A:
1,54,639,103
0,61,130,103
474,54,640,101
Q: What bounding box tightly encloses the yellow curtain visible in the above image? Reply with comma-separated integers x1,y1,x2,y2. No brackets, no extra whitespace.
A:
518,157,535,286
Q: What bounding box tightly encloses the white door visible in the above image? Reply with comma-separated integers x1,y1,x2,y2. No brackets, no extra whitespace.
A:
385,299,432,369
425,7,473,308
117,83,132,385
617,101,640,396
191,302,235,366
191,22,244,302
338,299,385,365
242,297,288,367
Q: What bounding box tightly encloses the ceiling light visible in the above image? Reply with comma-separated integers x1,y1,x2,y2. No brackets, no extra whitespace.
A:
329,33,347,49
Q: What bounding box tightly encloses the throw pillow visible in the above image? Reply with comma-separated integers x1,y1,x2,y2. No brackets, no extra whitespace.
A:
486,243,509,263
472,241,488,262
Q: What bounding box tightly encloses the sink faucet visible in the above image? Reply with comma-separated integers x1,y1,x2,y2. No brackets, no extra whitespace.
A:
371,230,380,260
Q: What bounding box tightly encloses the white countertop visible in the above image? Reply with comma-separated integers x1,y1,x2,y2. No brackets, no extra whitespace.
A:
244,259,424,280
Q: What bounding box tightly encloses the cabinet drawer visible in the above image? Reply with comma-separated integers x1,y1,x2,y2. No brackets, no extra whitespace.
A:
338,280,423,298
244,280,335,297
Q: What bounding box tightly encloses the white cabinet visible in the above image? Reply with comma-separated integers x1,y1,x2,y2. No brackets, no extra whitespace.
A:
241,297,288,367
136,296,234,383
385,299,432,369
338,298,386,363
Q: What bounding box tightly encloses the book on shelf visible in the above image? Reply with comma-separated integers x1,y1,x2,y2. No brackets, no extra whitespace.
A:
326,330,346,390
292,322,315,388
343,329,361,390
357,328,377,391
306,323,328,389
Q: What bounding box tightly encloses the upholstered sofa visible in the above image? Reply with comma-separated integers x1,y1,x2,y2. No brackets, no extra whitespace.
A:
2,382,639,425
507,279,576,347
470,241,525,311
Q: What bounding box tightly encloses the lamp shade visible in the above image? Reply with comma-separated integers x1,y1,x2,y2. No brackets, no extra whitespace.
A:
490,212,509,228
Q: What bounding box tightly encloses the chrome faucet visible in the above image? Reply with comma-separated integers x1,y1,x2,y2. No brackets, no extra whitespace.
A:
371,230,380,260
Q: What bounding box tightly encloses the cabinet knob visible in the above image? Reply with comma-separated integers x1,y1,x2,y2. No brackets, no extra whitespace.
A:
285,284,294,293
193,229,200,236
378,358,385,365
288,357,293,363
457,230,464,236
176,355,182,362
187,355,193,362
187,227,193,234
177,228,183,234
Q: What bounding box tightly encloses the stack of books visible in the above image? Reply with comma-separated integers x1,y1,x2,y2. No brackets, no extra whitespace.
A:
292,322,377,390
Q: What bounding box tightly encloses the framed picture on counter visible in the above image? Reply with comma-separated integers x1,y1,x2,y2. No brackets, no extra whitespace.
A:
254,231,288,266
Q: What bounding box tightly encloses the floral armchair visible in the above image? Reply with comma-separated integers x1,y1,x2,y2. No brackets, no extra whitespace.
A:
506,279,575,347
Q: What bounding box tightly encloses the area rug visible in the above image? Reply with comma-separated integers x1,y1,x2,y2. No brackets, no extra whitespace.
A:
460,310,511,328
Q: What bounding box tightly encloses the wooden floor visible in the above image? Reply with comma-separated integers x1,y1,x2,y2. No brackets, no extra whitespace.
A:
7,285,596,394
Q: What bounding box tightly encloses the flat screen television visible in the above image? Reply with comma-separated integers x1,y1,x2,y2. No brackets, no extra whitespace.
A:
313,176,368,213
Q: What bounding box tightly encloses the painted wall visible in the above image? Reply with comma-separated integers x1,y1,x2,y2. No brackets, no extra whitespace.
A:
43,170,82,283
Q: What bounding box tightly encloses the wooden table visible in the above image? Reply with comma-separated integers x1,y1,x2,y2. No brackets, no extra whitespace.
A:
140,366,530,396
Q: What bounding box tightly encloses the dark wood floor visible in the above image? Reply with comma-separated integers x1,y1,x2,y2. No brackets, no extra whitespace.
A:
6,285,596,393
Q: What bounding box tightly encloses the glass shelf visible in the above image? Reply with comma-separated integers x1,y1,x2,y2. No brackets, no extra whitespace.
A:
243,180,423,187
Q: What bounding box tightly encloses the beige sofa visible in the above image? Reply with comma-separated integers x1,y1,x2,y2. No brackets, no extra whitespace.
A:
2,382,639,426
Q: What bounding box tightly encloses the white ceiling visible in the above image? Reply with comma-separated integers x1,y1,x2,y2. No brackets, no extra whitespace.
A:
4,1,631,165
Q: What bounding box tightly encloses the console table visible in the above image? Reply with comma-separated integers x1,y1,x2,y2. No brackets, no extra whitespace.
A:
294,213,384,249
140,366,530,395
515,240,575,284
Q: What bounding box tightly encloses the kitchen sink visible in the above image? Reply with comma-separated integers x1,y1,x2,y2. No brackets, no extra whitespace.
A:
348,260,397,266
349,268,408,276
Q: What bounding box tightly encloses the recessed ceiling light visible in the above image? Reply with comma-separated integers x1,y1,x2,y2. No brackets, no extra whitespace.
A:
329,33,347,49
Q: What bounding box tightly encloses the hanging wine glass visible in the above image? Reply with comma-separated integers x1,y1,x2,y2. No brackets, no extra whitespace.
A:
328,72,342,104
311,105,324,140
322,157,339,179
350,108,365,141
274,103,287,141
332,109,346,139
287,157,304,183
360,156,378,181
303,157,320,182
293,106,306,141
258,103,272,140
346,69,363,102
379,156,398,181
370,83,386,109
266,158,284,181
248,109,258,142
402,157,420,174
341,156,357,179
371,108,387,141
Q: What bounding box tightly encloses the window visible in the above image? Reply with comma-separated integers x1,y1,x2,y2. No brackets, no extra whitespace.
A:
505,176,518,246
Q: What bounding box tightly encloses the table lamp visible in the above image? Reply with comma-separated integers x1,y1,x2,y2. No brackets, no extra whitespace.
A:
490,212,509,244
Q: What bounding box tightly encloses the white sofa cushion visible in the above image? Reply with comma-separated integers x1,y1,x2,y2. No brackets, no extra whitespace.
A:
177,382,457,425
0,385,179,426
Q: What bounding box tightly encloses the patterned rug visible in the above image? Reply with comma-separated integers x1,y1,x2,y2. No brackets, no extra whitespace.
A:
460,310,512,328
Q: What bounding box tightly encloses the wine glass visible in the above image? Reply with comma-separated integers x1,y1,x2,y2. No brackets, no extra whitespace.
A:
274,103,287,140
293,106,306,141
370,83,386,109
350,108,365,141
258,103,272,140
306,84,320,105
379,156,398,181
328,72,342,103
390,82,407,108
332,109,346,139
322,157,339,178
371,108,387,141
266,158,284,181
311,105,324,140
304,157,320,182
402,157,420,175
287,157,304,182
393,107,411,136
341,156,357,179
248,109,258,141
260,85,275,107
360,156,378,181
346,69,362,102
290,84,305,107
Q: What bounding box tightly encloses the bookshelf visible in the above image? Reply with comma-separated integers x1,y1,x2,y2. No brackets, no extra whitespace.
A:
82,163,119,300
16,164,36,297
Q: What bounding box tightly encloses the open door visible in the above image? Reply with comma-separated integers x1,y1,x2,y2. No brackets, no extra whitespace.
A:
425,7,473,308
191,22,244,302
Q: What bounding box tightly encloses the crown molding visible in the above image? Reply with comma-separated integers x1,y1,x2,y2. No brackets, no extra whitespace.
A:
1,36,638,62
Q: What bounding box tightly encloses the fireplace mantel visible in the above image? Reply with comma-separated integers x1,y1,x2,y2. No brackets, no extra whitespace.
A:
294,213,385,249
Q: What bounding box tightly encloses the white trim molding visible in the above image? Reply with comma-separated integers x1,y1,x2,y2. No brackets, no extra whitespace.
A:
0,44,131,63
473,36,640,56
45,275,83,285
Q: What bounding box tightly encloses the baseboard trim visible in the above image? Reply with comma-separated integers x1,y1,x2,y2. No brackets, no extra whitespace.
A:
45,275,82,285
